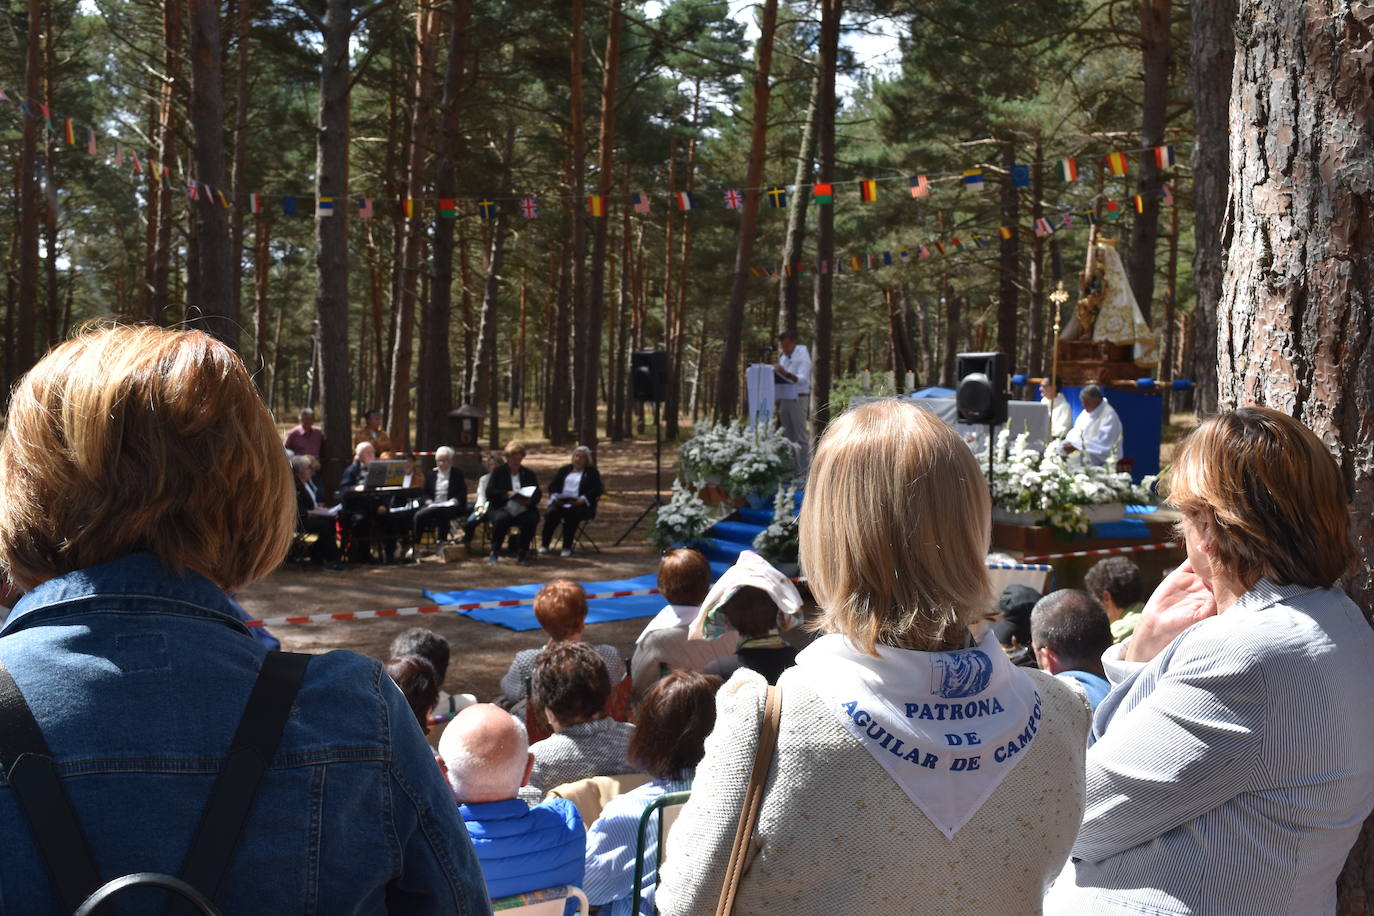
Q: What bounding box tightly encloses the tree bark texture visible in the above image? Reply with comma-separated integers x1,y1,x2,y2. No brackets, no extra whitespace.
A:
313,0,353,492
779,67,820,336
388,5,439,452
581,0,623,449
1127,0,1172,322
998,142,1020,361
810,0,841,435
150,0,183,326
228,0,254,354
568,0,589,441
188,0,236,349
714,0,779,421
470,129,515,450
14,0,42,382
418,0,473,449
1217,7,1374,905
1189,0,1236,415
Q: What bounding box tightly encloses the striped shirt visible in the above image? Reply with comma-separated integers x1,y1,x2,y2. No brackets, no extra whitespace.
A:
1046,580,1374,915
527,718,637,796
583,775,693,916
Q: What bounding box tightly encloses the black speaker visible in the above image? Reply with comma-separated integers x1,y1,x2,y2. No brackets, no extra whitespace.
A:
955,351,1009,425
631,349,669,403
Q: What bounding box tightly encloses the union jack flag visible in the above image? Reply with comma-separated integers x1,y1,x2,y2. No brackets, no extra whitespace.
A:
723,188,743,210
520,197,539,219
631,193,651,214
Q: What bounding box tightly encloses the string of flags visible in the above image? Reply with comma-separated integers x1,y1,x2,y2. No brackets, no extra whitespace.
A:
746,182,1178,280
0,84,1183,229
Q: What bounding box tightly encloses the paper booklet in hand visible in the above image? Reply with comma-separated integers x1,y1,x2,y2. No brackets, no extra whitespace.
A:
516,485,537,499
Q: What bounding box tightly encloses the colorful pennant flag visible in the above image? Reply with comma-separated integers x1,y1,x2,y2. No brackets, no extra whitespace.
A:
249,193,262,213
1034,217,1054,237
1132,194,1145,214
631,193,651,214
859,179,878,202
676,191,698,211
962,169,984,191
588,194,606,217
39,102,52,129
282,195,298,216
318,196,335,216
130,151,143,174
218,189,230,209
403,198,415,218
1105,199,1123,220
63,118,75,145
973,235,990,249
477,199,496,221
358,197,374,218
0,89,8,101
520,197,539,219
438,198,456,218
951,237,965,252
899,248,911,262
1058,158,1079,182
998,226,1014,240
933,241,946,256
882,251,893,266
909,175,930,198
1011,165,1030,188
1161,184,1174,206
766,186,788,209
850,256,861,270
723,188,743,210
750,266,763,278
1059,211,1075,229
812,183,833,205
1153,144,1176,168
1106,151,1129,175
187,182,199,202
918,244,931,260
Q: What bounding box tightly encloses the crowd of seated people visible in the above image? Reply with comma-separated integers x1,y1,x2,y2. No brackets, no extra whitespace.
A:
8,325,1374,915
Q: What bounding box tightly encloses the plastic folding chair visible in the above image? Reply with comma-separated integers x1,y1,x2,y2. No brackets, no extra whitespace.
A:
490,884,590,915
630,791,692,915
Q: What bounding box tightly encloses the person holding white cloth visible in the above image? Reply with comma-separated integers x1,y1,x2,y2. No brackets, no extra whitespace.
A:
773,331,811,476
1061,384,1122,466
658,399,1091,916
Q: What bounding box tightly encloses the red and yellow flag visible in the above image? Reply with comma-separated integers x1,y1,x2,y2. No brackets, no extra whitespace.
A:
63,118,76,145
859,179,878,202
998,226,1014,240
1106,151,1129,175
403,198,415,218
587,194,606,217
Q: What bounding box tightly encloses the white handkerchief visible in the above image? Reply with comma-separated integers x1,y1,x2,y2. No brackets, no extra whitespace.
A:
795,630,1043,837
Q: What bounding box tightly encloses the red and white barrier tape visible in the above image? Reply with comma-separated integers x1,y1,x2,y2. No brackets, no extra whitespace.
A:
1020,541,1180,563
243,586,665,628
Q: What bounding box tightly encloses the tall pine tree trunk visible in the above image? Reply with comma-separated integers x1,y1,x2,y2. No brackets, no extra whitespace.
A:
810,0,841,436
1217,7,1374,904
313,0,353,490
469,128,516,449
1028,137,1046,376
997,141,1020,360
188,0,236,349
567,0,589,442
1127,0,1171,320
714,0,779,420
1189,0,1235,415
779,68,820,334
150,0,182,325
418,0,472,448
14,0,42,381
228,0,253,355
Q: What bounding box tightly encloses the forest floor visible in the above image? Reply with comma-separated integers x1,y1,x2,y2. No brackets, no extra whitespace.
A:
237,436,680,708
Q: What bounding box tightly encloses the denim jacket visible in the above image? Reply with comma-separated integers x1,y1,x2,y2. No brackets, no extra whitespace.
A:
0,553,492,915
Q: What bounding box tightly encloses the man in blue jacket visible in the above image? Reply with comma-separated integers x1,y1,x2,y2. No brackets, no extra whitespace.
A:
440,704,586,898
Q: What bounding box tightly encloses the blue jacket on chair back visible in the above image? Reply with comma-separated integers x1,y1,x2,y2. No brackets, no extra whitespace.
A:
0,553,492,915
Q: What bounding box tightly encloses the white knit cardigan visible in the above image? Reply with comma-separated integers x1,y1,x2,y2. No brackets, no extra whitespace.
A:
657,663,1091,915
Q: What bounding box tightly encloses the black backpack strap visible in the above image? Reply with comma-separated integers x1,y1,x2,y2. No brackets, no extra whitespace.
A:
175,650,311,907
0,660,106,911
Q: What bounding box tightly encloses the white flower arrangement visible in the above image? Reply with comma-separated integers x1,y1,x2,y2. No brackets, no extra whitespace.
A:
751,483,800,564
651,479,721,551
982,432,1156,535
679,419,796,500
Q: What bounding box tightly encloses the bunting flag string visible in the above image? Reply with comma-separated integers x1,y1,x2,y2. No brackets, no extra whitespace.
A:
0,85,1183,228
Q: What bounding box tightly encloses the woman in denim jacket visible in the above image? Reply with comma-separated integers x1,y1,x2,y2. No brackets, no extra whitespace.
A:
0,325,491,915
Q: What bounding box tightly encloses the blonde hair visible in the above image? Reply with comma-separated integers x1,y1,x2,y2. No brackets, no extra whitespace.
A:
0,324,295,591
799,399,993,654
504,441,527,460
1165,406,1355,589
533,578,589,641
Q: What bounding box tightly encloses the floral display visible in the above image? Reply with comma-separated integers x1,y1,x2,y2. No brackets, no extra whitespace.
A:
651,479,721,551
982,432,1156,535
751,483,800,565
678,419,796,500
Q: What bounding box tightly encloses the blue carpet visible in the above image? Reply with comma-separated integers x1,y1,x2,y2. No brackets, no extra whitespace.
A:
424,575,666,632
1089,518,1153,540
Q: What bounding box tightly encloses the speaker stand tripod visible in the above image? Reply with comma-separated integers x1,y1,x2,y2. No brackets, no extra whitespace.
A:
616,399,664,546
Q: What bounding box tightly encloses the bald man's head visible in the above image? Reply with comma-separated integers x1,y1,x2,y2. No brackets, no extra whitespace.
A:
437,703,532,803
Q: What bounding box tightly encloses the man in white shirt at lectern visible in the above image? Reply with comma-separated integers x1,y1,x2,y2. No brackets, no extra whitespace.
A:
774,331,812,476
1061,384,1122,467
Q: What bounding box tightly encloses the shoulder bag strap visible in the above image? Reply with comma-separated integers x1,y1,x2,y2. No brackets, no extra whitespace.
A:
0,661,105,912
174,650,311,911
714,684,782,916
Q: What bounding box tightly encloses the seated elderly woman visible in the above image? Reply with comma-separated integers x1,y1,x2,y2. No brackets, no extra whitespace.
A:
658,399,1091,916
1045,407,1374,915
540,445,604,557
0,325,486,910
291,453,342,569
583,670,723,916
525,643,637,796
500,579,624,706
413,446,468,554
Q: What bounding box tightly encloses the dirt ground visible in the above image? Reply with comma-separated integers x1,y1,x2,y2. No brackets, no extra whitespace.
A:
236,438,681,705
